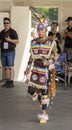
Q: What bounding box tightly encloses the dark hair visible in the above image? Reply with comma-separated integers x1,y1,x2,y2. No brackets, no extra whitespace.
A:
48,31,54,36
3,17,11,23
65,17,72,21
51,21,58,26
56,32,61,40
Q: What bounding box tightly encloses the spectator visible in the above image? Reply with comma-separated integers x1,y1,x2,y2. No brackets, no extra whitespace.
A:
49,21,62,53
55,32,61,53
0,17,19,88
24,23,58,123
63,17,72,61
50,21,58,39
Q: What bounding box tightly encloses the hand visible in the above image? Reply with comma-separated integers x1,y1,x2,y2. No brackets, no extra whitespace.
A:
24,68,30,75
45,60,50,66
54,54,59,61
67,32,72,38
5,36,11,42
64,29,68,34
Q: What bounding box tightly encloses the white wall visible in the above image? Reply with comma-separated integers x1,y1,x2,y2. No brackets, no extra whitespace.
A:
11,6,31,81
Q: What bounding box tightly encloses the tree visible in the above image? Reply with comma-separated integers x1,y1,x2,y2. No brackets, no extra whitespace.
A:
31,7,58,27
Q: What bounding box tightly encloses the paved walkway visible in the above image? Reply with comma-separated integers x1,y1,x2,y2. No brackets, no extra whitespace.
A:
0,81,72,130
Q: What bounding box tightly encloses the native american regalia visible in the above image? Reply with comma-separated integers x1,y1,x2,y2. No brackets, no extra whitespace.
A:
26,35,58,123
27,36,57,93
48,68,56,97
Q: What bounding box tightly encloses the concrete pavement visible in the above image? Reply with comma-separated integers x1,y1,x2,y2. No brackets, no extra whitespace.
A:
0,81,72,130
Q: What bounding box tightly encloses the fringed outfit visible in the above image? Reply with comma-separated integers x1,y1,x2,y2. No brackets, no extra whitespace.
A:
48,68,56,97
26,36,57,123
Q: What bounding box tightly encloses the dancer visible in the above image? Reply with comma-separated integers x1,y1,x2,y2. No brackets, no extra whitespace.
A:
24,23,58,123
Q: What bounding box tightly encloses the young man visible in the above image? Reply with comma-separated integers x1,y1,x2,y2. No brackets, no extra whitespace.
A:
0,17,19,88
24,23,58,123
63,17,72,61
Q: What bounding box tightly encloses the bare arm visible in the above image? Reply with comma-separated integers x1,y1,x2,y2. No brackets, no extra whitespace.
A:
5,36,19,45
63,29,72,39
24,54,33,75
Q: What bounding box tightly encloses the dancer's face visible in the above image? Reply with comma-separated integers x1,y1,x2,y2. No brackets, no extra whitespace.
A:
37,28,46,38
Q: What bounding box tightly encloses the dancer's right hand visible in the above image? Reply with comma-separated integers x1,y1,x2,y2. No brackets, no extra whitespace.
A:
24,68,30,75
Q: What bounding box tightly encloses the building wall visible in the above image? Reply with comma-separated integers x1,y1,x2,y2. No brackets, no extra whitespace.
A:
11,6,31,81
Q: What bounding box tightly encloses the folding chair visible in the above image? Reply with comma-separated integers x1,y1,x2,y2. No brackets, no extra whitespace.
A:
55,53,67,89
